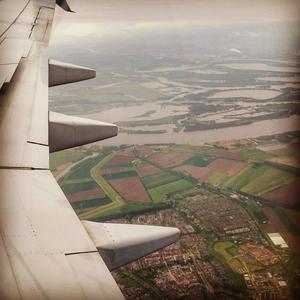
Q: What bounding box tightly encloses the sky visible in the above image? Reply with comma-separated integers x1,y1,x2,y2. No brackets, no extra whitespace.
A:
51,0,300,42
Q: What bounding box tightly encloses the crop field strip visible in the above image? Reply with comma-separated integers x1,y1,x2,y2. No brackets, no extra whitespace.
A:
78,153,126,219
66,153,107,180
102,170,138,180
141,172,184,189
71,196,112,210
61,180,100,194
262,179,300,206
66,188,106,202
224,163,298,194
149,179,195,203
108,176,151,203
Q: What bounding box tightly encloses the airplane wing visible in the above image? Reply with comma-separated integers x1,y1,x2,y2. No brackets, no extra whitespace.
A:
0,1,180,299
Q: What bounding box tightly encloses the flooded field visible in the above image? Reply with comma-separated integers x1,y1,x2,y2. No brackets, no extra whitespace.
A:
220,63,300,73
208,89,282,100
80,102,189,123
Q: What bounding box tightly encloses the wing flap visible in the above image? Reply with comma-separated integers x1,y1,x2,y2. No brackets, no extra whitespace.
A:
49,111,118,152
82,221,180,270
49,59,96,87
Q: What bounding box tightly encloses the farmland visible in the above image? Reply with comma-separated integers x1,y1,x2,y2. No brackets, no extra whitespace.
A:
224,164,297,195
149,179,194,203
262,179,300,206
54,137,300,221
50,149,86,171
51,132,300,299
109,177,151,203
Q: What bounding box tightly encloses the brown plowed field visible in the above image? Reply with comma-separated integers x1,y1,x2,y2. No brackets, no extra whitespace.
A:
175,158,246,182
263,207,288,233
262,179,300,206
149,152,192,167
135,146,155,157
175,165,212,181
280,232,300,254
67,188,105,202
108,177,150,203
136,164,161,177
206,150,245,161
208,159,246,176
105,154,133,166
283,208,300,229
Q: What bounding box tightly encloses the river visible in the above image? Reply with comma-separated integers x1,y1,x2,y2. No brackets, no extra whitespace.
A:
95,115,300,146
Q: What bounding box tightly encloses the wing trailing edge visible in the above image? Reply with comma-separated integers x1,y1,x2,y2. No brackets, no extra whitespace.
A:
82,221,181,270
49,59,96,87
49,112,118,152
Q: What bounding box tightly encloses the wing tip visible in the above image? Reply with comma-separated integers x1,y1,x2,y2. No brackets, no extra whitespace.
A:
56,0,75,13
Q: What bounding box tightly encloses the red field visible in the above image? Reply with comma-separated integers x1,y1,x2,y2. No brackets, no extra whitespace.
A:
206,150,245,161
262,179,300,206
280,233,300,254
175,165,212,181
109,177,150,203
135,146,156,158
105,154,134,166
136,164,161,177
149,152,192,167
67,188,105,202
208,159,246,176
262,207,300,254
263,207,288,233
175,158,246,182
283,208,300,229
99,167,125,175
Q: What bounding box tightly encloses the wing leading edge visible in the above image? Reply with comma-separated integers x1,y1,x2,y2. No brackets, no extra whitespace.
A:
0,1,180,299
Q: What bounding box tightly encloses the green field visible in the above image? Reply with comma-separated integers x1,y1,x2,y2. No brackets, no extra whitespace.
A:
50,149,86,171
71,196,112,210
103,170,137,180
67,153,106,180
239,148,273,162
245,200,268,224
185,155,214,167
224,164,297,195
270,147,300,158
207,171,227,186
61,180,99,194
149,179,194,203
142,172,183,189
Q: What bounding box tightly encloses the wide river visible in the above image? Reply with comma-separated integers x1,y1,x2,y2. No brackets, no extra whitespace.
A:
96,115,300,146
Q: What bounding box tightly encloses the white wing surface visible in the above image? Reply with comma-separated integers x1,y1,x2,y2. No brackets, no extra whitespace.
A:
0,1,180,299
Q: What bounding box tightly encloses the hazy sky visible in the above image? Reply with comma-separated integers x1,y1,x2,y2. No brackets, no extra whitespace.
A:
52,0,300,41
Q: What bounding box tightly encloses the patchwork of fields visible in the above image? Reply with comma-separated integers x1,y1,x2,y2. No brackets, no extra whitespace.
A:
53,138,300,254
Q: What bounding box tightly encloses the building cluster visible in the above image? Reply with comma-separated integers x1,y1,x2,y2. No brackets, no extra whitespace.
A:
244,271,291,300
110,188,292,299
179,191,263,243
239,243,280,266
132,209,195,234
154,264,202,298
